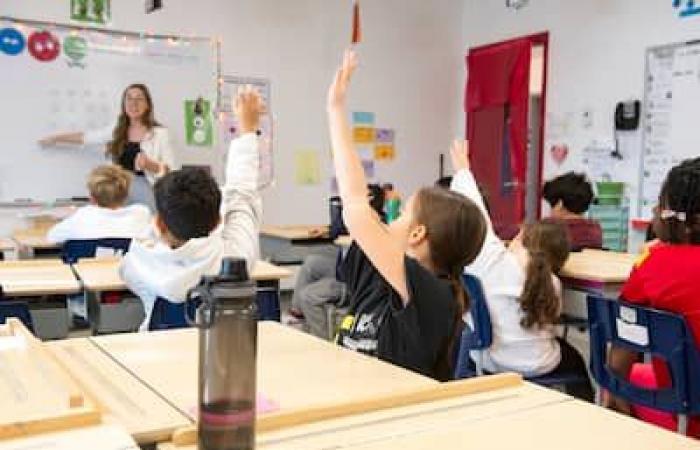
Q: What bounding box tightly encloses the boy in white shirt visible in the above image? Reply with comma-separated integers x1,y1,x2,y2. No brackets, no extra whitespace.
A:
120,87,264,330
47,165,151,243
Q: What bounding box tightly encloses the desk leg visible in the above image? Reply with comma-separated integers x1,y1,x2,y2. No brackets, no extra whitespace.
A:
256,280,281,322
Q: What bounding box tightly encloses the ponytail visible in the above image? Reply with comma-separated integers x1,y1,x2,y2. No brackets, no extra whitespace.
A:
520,250,560,329
446,267,469,375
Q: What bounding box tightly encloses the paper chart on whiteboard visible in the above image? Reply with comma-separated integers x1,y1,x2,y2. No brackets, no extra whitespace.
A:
641,40,700,218
219,76,274,189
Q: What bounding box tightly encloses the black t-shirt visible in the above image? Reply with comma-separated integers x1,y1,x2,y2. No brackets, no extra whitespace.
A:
118,142,145,176
337,243,458,381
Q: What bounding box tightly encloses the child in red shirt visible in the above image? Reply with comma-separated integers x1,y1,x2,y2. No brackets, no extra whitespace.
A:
542,172,603,251
608,157,700,437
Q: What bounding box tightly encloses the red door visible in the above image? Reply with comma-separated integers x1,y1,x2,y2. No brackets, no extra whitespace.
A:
466,37,533,240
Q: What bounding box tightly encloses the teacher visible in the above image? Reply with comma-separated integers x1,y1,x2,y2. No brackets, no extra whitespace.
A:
39,83,176,210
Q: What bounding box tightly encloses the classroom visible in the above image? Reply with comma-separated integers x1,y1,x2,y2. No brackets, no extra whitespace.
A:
0,0,698,448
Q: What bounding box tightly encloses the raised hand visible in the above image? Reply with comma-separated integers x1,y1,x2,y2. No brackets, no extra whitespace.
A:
235,85,266,134
327,49,358,110
449,139,470,172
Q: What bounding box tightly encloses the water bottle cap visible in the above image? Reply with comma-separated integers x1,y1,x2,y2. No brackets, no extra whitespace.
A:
219,257,249,282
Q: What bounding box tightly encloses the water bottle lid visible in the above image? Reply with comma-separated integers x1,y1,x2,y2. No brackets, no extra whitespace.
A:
220,257,249,282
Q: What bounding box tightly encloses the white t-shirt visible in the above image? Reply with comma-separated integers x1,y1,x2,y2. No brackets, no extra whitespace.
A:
451,169,561,377
46,204,152,244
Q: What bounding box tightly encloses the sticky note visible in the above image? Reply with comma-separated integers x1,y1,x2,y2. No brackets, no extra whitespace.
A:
352,111,375,125
374,144,396,161
375,128,395,143
353,127,375,144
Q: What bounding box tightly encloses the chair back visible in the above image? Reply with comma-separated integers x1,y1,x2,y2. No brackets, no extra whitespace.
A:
454,274,492,378
587,295,700,418
62,238,132,264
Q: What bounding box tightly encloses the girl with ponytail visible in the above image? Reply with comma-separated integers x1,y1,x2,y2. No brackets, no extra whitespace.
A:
449,140,593,401
327,50,487,381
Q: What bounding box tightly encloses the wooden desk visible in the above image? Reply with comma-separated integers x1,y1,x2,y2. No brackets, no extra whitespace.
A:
47,339,191,444
73,258,291,292
91,322,437,424
560,249,637,296
158,383,698,450
0,238,17,260
0,259,79,296
260,225,334,266
12,223,61,258
0,425,138,450
261,225,329,241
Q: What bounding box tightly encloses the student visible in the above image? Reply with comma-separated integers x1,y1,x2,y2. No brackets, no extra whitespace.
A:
292,184,385,339
328,50,487,381
450,141,594,400
119,87,265,330
47,165,151,243
607,158,700,437
542,172,603,251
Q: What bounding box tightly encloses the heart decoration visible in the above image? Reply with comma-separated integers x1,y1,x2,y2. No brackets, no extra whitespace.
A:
550,144,569,165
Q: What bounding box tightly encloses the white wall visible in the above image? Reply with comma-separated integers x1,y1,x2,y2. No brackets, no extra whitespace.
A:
462,0,700,219
2,0,465,225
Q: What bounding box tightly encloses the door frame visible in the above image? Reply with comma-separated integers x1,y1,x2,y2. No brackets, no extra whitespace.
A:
467,31,549,220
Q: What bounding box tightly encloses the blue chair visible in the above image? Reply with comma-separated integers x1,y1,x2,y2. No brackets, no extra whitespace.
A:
454,274,590,391
62,238,132,264
454,274,492,377
148,297,201,331
587,295,700,435
0,300,35,333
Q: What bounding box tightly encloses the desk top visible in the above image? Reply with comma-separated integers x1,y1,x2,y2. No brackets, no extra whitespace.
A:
91,322,436,424
158,380,698,450
46,339,191,444
0,259,80,296
261,225,329,241
0,238,16,251
560,249,637,283
158,382,698,450
73,258,292,291
12,224,59,250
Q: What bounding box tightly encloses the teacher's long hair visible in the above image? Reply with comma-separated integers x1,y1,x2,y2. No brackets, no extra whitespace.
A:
107,84,160,162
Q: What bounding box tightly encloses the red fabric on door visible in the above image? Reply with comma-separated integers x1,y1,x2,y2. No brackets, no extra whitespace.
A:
465,39,531,238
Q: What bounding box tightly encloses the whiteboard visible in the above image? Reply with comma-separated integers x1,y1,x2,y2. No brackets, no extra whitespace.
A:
0,17,219,202
641,40,700,218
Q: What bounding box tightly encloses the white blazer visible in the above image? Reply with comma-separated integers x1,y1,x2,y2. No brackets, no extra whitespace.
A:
84,125,178,185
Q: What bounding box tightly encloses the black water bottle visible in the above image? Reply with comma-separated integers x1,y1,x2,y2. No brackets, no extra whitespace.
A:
189,258,258,450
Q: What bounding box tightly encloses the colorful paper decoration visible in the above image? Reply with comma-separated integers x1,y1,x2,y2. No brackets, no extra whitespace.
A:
295,150,320,185
352,111,375,125
71,0,111,25
374,144,396,161
0,28,26,56
185,98,213,147
63,35,88,68
27,30,60,62
351,0,362,44
353,126,375,144
550,144,569,165
375,128,394,143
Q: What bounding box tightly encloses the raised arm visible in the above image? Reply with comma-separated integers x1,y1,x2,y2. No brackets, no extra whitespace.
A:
221,86,265,270
327,49,409,302
449,139,504,267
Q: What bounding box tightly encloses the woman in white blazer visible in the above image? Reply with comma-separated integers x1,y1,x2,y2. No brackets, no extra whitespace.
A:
39,84,176,210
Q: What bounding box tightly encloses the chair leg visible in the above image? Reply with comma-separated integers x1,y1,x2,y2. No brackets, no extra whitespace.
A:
326,305,336,341
678,414,689,435
476,352,485,377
